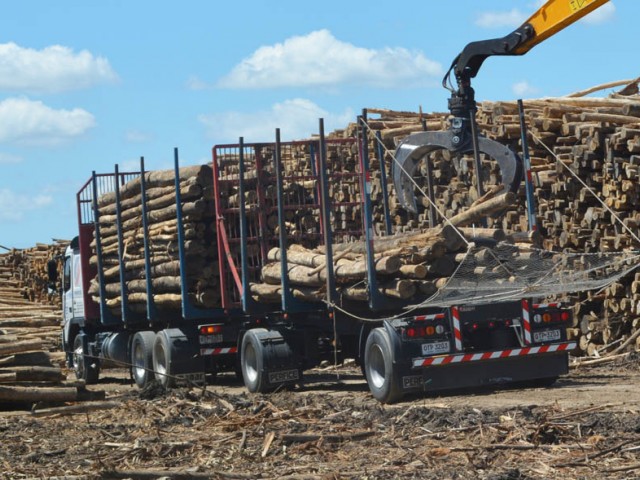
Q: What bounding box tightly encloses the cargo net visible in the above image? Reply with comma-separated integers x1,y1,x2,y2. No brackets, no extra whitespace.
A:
353,118,640,312
421,242,640,308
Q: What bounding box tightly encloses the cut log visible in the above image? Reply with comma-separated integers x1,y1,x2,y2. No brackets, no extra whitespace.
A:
0,385,80,403
448,192,517,227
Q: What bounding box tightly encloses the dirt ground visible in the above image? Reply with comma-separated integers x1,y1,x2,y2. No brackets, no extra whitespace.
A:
2,356,640,480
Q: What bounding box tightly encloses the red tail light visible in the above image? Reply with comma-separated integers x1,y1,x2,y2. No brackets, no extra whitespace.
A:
200,324,223,335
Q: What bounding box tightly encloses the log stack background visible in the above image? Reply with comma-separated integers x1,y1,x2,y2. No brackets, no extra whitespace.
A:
5,84,637,363
329,83,640,356
93,85,639,357
0,242,104,409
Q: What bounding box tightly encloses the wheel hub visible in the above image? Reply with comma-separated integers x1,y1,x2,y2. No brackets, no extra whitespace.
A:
368,344,386,389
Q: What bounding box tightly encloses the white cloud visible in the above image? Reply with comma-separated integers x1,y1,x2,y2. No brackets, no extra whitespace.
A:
217,30,442,89
476,2,615,29
475,9,527,29
0,152,22,164
0,97,96,146
0,188,53,221
0,42,118,93
513,80,538,97
582,2,615,24
186,76,208,91
124,129,153,143
199,98,353,142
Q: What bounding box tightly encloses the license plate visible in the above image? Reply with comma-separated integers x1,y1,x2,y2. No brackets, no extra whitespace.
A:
402,375,424,389
199,334,223,345
421,340,450,356
268,369,299,384
534,329,561,343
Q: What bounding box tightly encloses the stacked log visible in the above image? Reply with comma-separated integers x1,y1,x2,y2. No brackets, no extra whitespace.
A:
0,246,104,409
248,224,525,304
0,240,69,307
330,84,640,355
90,165,220,312
86,83,640,355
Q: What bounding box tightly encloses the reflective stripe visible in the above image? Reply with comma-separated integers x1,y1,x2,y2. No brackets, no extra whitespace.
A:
521,299,532,345
533,302,560,309
414,313,446,321
451,307,463,351
412,342,576,368
200,347,238,356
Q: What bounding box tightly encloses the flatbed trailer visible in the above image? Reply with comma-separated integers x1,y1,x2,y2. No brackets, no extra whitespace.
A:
57,119,575,403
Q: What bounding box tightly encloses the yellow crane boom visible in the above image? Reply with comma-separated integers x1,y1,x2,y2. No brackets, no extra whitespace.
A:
515,0,611,54
448,0,611,86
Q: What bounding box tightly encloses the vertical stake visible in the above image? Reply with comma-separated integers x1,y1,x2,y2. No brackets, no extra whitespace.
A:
359,110,382,311
114,164,129,324
518,99,537,232
139,157,156,323
238,137,253,312
469,109,487,227
318,119,337,305
375,131,393,236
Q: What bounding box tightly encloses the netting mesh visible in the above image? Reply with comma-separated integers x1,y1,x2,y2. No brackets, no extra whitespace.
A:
421,242,640,307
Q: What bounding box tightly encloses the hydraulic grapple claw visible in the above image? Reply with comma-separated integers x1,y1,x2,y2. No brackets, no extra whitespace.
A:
392,129,523,214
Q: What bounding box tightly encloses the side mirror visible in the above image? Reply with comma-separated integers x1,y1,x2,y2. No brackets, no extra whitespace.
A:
47,259,58,292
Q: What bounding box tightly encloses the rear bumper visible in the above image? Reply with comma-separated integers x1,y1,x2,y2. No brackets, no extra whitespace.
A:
412,341,576,368
399,342,575,393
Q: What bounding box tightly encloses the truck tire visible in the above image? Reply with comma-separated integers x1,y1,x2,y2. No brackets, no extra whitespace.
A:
73,334,99,384
131,331,156,388
364,328,402,403
241,328,270,393
152,330,176,389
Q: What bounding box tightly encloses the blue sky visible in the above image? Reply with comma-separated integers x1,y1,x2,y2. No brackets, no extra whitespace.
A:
0,0,632,248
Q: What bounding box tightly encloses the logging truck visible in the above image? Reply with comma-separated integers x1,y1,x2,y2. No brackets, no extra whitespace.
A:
54,132,576,403
54,0,610,402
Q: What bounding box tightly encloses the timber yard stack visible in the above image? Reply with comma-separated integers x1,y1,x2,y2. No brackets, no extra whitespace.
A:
0,242,103,409
90,164,219,312
86,83,640,356
333,84,640,356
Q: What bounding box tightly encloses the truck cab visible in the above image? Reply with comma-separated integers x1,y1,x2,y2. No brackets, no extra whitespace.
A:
60,237,87,371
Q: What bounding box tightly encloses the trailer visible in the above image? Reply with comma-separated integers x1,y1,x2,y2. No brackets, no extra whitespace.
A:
57,117,575,403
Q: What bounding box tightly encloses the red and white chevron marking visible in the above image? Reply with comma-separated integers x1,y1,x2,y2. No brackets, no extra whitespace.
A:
200,347,238,356
412,342,576,368
414,313,446,321
451,307,463,351
521,300,532,344
533,302,560,309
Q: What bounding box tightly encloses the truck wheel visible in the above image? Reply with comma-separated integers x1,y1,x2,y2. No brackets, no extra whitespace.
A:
364,328,402,403
153,330,176,389
241,328,270,393
131,331,156,388
73,334,99,384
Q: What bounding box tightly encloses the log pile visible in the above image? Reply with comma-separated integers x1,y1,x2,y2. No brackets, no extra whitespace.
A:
90,165,220,312
88,82,640,356
249,225,463,303
0,245,104,409
0,240,69,307
329,83,640,355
